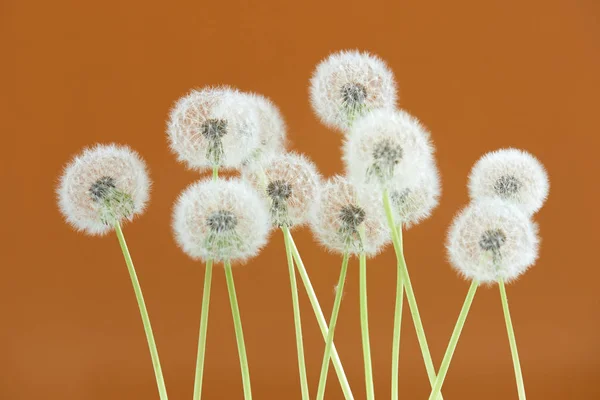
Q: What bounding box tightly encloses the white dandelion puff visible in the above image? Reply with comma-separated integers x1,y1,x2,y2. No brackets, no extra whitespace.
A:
310,176,389,257
468,148,549,216
57,144,151,236
447,199,539,284
344,109,434,190
242,152,321,228
172,178,271,263
389,159,441,229
241,93,287,163
167,87,261,170
310,50,397,132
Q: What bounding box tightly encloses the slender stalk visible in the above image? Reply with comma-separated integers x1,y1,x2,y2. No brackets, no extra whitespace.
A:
382,189,443,398
428,280,478,400
193,260,213,400
113,222,168,400
282,226,310,400
288,234,354,400
224,261,252,400
212,165,219,181
499,278,526,400
316,253,351,400
391,235,404,400
359,250,375,400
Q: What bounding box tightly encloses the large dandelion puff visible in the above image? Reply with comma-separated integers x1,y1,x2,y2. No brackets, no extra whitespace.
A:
344,109,434,190
447,199,539,284
310,176,389,256
172,178,271,263
167,87,261,170
243,152,321,228
242,93,287,163
310,50,397,132
468,148,549,216
57,144,151,236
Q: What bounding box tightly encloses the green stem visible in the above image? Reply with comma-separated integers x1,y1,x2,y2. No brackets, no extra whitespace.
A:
288,234,354,400
391,233,404,400
212,165,219,181
499,278,526,400
282,226,310,400
359,250,375,400
113,222,168,400
382,189,442,398
316,253,350,400
193,260,213,400
428,280,478,400
224,261,252,400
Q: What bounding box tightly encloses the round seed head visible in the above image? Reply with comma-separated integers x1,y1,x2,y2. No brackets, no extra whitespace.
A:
468,148,549,215
241,93,287,163
310,176,389,256
57,144,151,236
310,50,397,132
446,199,539,284
172,178,271,263
242,152,321,228
344,109,434,190
167,87,261,170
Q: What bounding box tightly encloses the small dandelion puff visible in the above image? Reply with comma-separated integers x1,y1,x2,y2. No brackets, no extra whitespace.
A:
242,152,321,228
310,176,389,257
57,144,151,236
310,50,397,132
390,160,441,229
344,109,434,190
172,178,271,263
468,148,549,216
167,87,261,170
241,93,287,163
446,199,539,284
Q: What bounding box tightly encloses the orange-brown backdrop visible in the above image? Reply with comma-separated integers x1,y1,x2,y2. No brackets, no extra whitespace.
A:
2,0,599,399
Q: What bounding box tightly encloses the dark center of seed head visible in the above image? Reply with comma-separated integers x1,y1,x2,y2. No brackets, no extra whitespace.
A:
201,118,228,140
493,175,521,197
391,188,411,206
373,139,403,165
206,210,238,233
479,229,507,253
341,83,367,108
89,176,117,202
339,205,366,228
267,180,293,202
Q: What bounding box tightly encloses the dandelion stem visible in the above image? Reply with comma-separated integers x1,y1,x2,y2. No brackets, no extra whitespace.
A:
359,249,375,400
224,260,252,400
212,165,219,181
288,234,354,400
382,189,443,398
391,227,404,400
499,278,527,400
316,252,350,400
427,280,478,400
192,260,213,400
113,222,168,400
282,226,310,400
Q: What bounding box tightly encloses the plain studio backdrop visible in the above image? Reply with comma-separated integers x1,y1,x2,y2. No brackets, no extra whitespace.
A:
1,0,599,399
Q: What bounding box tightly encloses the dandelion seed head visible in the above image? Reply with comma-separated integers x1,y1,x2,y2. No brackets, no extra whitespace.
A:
172,178,270,263
243,152,321,228
468,148,549,215
310,50,397,132
446,199,539,284
57,144,150,236
241,93,287,163
167,87,261,170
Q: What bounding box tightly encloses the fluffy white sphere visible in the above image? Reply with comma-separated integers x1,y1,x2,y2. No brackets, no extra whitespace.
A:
242,152,321,229
310,176,389,257
468,148,549,215
389,159,441,229
172,178,271,263
310,50,397,132
344,109,434,191
447,199,539,284
241,93,287,163
167,87,260,170
57,144,151,236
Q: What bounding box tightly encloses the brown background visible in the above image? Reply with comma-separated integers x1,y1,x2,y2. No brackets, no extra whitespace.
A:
2,0,599,399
